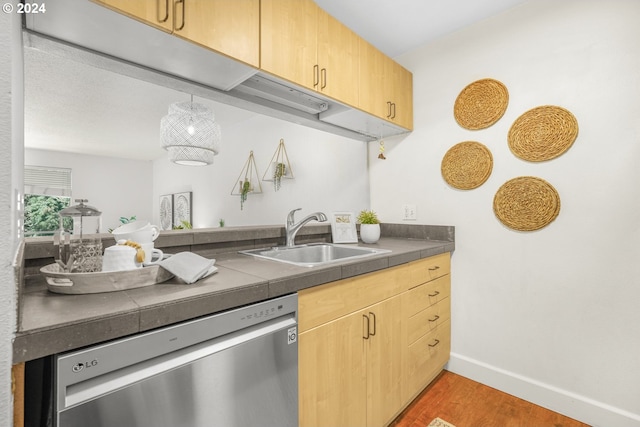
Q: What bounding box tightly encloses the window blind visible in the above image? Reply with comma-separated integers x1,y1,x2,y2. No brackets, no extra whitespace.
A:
24,165,72,197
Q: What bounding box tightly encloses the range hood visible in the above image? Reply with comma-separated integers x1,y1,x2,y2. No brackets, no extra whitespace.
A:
24,0,409,142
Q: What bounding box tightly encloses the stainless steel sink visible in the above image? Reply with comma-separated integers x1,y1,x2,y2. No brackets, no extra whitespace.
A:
239,243,390,267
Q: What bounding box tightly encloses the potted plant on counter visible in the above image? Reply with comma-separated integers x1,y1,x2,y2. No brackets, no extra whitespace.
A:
357,210,381,244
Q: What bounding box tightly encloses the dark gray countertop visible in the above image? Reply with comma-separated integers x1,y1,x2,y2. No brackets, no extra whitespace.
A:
14,235,454,363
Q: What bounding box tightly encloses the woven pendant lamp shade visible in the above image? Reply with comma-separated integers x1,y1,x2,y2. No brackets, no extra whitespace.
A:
161,101,221,166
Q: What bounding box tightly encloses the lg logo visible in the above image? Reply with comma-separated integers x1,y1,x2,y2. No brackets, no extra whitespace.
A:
72,359,98,373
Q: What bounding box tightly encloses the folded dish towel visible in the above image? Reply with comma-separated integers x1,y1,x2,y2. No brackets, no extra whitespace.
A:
159,252,217,284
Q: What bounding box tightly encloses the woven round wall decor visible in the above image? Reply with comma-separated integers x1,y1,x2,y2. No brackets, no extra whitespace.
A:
441,141,493,190
493,176,560,231
454,78,509,130
508,105,578,162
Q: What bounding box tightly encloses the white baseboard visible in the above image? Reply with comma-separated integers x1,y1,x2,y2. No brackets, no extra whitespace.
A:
446,352,640,427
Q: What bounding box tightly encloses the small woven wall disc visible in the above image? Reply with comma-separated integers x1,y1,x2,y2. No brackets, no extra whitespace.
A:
493,176,560,231
441,141,493,190
454,78,509,130
508,105,578,162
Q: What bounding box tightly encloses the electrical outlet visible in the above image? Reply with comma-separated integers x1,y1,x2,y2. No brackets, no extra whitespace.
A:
402,204,417,220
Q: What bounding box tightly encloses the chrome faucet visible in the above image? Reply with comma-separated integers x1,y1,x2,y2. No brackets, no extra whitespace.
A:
285,208,328,247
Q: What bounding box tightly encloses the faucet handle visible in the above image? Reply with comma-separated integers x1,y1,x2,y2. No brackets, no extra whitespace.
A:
287,208,302,225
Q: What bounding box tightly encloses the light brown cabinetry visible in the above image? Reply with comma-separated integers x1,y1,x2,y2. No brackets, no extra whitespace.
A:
298,266,405,427
261,0,360,107
94,0,259,67
299,253,450,427
94,0,174,32
402,253,451,402
359,39,414,130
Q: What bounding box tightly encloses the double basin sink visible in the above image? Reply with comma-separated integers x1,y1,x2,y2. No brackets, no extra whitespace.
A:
240,243,390,267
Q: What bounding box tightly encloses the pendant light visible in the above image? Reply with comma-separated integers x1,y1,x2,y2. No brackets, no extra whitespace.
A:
160,95,221,166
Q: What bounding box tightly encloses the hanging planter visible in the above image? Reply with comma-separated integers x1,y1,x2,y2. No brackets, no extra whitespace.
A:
231,151,263,210
262,139,294,191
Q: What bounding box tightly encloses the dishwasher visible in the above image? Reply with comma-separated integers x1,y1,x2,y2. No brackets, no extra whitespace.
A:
53,294,298,427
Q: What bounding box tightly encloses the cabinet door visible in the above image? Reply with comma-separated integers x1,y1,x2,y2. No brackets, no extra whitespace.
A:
94,0,173,32
173,0,259,67
299,313,367,427
261,0,318,90
359,39,414,130
386,60,414,130
317,9,360,107
366,296,403,427
359,39,388,120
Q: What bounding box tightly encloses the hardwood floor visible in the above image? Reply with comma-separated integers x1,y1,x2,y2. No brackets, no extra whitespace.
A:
390,371,591,427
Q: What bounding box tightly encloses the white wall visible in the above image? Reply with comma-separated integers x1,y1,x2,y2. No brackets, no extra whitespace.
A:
25,149,154,232
369,1,640,426
25,117,370,233
153,114,370,228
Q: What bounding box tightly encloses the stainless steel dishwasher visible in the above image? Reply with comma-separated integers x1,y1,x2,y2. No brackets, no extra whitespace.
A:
53,294,298,427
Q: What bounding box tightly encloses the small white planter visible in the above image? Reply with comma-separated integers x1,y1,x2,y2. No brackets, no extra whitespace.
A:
360,224,381,244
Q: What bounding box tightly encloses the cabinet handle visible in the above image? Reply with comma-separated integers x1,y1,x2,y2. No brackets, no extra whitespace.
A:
369,311,376,336
428,290,440,297
320,68,327,89
174,0,185,31
157,0,169,23
363,314,370,339
428,315,440,323
386,101,392,118
428,339,440,348
428,265,440,271
313,65,319,88
391,102,396,119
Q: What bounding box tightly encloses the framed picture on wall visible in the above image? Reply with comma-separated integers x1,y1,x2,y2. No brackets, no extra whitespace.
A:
173,192,192,229
330,212,358,243
159,194,173,230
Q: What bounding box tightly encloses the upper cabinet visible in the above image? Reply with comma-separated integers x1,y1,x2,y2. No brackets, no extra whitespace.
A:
88,0,412,136
360,39,413,130
94,0,260,67
260,0,318,91
173,0,259,68
94,0,174,32
261,0,359,108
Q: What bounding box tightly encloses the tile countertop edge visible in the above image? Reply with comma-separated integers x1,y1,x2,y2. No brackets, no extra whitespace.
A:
15,235,454,363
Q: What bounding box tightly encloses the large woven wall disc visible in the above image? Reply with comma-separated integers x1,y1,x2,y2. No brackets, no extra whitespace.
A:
508,105,578,162
493,176,560,231
454,78,509,130
441,141,493,190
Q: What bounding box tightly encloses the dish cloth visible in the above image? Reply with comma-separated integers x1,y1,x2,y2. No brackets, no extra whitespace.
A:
158,252,217,284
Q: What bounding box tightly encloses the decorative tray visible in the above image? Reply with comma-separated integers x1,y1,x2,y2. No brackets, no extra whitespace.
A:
40,263,174,295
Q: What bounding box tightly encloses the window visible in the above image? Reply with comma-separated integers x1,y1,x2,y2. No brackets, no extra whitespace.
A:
23,166,72,237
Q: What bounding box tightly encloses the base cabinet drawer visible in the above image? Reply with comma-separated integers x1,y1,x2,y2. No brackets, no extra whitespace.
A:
405,274,451,318
407,252,450,289
403,319,451,402
406,297,450,345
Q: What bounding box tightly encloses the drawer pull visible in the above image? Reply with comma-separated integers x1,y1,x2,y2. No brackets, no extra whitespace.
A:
428,339,440,348
428,315,440,322
428,265,440,271
428,290,440,297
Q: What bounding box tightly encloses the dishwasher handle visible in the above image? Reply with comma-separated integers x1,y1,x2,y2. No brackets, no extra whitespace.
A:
60,315,296,410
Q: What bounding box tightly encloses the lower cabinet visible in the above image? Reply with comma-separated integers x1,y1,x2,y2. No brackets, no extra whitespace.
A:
298,252,451,427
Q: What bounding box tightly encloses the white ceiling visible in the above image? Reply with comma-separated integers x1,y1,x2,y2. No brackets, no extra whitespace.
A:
24,0,528,161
